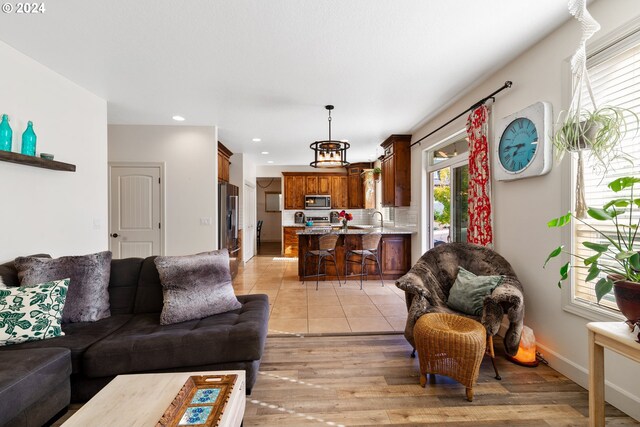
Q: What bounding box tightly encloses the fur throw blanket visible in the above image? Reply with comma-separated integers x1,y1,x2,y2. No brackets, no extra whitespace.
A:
396,243,524,356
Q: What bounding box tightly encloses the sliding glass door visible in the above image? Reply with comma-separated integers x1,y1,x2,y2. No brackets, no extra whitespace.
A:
427,131,469,248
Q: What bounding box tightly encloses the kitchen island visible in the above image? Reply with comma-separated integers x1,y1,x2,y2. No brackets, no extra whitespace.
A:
296,225,415,281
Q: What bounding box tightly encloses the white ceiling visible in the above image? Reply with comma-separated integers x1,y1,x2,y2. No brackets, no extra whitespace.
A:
0,1,571,166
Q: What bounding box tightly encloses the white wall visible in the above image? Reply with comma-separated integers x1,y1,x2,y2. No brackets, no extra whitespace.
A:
256,178,282,242
242,155,257,262
0,41,108,262
409,1,640,419
255,164,328,177
108,125,217,256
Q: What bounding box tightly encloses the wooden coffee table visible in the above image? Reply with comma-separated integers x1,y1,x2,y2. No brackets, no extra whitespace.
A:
62,370,245,427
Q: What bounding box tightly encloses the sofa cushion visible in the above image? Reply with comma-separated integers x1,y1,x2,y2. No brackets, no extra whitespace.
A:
133,256,164,314
10,314,132,374
15,252,112,323
154,250,241,325
0,347,71,426
83,294,269,378
109,258,144,315
0,279,69,346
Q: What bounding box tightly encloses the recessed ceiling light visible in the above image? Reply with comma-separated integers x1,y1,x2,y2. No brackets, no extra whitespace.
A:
252,138,261,142
267,161,274,164
261,151,269,155
172,115,185,121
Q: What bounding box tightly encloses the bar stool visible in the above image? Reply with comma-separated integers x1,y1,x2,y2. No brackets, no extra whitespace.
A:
301,233,342,290
344,233,384,290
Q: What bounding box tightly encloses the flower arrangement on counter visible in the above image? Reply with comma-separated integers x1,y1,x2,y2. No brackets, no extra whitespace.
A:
339,210,353,231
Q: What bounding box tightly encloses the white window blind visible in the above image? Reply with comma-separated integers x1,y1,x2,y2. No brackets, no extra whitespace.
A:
574,32,640,310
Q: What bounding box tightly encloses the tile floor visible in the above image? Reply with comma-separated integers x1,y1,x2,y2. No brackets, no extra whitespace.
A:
233,255,408,335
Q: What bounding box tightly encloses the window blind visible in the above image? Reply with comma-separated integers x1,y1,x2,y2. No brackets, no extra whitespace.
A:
574,33,640,309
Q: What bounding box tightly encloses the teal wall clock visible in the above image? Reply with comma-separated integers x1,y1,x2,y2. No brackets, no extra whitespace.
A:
494,101,552,181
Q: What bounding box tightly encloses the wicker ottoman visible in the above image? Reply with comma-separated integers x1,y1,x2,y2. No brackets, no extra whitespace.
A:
414,313,486,401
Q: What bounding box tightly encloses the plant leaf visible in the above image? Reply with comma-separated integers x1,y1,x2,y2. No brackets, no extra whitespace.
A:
548,212,572,228
615,250,637,260
583,242,609,253
544,245,563,267
595,278,613,302
584,254,601,266
603,199,630,209
587,207,612,221
585,264,601,282
608,177,640,192
557,262,571,288
630,253,640,271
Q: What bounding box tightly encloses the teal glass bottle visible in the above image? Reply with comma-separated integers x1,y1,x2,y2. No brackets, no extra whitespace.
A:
21,121,37,156
0,114,12,152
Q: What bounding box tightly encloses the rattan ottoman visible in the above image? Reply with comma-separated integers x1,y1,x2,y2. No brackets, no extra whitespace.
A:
413,313,486,401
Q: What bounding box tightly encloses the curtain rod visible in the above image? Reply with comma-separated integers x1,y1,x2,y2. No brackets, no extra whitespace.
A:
410,80,513,148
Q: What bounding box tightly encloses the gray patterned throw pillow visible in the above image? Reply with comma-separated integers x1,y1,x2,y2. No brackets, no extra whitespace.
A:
154,249,241,325
0,279,69,346
14,251,112,323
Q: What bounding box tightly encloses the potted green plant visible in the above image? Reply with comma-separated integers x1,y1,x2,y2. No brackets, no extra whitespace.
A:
373,167,382,182
553,106,638,218
544,176,640,338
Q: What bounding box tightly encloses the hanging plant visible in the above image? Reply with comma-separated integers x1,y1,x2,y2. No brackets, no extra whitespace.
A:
557,0,637,218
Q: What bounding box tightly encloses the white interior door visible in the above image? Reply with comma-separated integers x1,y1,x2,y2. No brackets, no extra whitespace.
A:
244,183,256,261
110,165,162,259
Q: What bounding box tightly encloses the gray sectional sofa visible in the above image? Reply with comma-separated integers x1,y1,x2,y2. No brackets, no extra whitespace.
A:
0,255,269,427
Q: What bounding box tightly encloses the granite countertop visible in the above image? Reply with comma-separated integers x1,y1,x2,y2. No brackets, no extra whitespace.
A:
294,224,416,235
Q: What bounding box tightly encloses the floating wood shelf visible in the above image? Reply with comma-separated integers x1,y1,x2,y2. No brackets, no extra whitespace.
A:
0,150,76,172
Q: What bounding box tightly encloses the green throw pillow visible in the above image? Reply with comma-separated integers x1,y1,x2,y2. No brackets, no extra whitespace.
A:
446,267,503,316
0,279,69,346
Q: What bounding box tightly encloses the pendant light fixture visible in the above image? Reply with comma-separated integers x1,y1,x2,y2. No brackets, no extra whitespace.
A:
310,105,350,168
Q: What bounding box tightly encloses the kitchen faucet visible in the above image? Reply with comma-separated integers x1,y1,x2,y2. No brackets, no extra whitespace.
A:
372,210,384,229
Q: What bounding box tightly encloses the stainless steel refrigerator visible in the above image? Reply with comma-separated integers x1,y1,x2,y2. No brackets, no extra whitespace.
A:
218,182,240,279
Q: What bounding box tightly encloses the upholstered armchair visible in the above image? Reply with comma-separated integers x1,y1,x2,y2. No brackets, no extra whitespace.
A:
396,242,525,360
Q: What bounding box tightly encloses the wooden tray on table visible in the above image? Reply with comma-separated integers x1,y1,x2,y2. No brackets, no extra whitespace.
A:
156,374,237,426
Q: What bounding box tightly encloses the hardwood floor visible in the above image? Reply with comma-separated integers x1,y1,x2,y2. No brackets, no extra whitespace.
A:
244,334,639,426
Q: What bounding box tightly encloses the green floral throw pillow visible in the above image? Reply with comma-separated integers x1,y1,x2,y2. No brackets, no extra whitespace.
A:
0,279,69,346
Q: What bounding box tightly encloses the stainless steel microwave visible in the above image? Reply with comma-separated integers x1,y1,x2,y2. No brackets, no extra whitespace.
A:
304,195,331,210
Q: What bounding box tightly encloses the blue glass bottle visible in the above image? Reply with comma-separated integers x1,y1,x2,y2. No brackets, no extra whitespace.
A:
0,114,12,152
21,121,36,156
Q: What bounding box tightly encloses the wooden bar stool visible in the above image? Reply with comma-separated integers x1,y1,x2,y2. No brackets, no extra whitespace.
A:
301,233,341,290
344,233,384,290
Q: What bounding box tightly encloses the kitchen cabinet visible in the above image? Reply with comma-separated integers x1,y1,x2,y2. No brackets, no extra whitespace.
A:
284,175,305,209
297,232,411,279
381,134,411,207
305,176,331,195
283,227,299,258
218,142,232,183
380,234,411,275
347,162,372,209
331,175,348,209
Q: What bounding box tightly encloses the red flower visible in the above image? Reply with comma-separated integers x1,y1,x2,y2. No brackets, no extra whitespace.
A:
339,210,346,218
346,213,353,221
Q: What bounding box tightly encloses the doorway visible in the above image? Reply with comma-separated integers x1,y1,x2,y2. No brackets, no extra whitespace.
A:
244,182,257,262
426,131,469,249
109,163,164,258
256,177,282,256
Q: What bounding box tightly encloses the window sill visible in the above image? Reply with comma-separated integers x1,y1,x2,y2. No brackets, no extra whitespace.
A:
563,299,625,323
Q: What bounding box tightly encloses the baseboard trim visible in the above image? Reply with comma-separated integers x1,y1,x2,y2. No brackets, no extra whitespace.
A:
535,342,640,421
497,324,639,421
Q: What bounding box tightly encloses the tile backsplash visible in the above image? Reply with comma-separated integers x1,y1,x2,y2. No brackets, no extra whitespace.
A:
283,209,385,225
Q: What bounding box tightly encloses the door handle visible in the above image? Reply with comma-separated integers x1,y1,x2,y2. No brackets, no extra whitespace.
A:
110,233,119,238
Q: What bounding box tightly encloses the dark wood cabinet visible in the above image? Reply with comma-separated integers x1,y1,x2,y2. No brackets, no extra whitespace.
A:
381,135,411,207
305,176,318,195
218,142,232,183
297,233,411,279
380,234,411,275
283,227,299,258
331,175,348,209
284,175,305,209
347,162,371,209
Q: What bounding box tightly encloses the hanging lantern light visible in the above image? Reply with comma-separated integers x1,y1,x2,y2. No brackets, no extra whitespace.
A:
310,105,350,168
